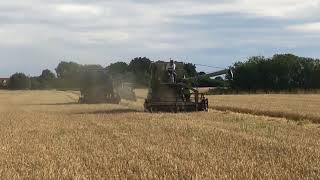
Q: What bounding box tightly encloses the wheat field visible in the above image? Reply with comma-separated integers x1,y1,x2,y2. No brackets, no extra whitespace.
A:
209,94,320,123
0,90,320,179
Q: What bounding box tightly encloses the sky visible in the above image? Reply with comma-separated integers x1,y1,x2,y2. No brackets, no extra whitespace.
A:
1,0,320,76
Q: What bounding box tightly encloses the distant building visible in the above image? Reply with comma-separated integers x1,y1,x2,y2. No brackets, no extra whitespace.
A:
0,78,9,88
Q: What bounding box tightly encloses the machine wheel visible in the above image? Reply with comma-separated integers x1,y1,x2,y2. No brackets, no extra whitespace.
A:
78,97,84,104
144,100,149,112
198,99,209,111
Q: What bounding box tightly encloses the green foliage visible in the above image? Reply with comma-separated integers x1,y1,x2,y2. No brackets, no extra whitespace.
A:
30,77,42,90
54,62,104,89
13,54,320,92
55,61,81,79
183,63,197,78
38,69,56,89
229,54,320,91
128,57,152,86
40,69,56,81
192,76,226,87
81,64,104,71
107,62,128,75
106,62,130,85
80,70,113,91
9,73,31,90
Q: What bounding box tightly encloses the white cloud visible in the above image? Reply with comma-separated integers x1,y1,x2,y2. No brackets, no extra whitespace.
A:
289,22,320,33
0,25,35,46
126,0,319,19
55,4,103,16
236,0,319,18
76,31,130,44
0,0,318,49
0,0,320,76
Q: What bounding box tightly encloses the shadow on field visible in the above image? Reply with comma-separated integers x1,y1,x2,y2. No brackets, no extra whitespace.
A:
75,108,142,115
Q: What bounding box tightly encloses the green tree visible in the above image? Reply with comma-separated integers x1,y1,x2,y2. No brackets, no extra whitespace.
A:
55,61,86,89
107,62,128,76
194,76,226,87
183,63,197,78
229,54,320,91
128,57,152,86
30,77,41,90
55,61,81,79
40,69,56,81
38,69,56,89
81,64,104,71
311,60,320,88
9,73,31,90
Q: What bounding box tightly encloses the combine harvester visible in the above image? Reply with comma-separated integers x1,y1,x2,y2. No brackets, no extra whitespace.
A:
144,60,231,112
78,69,136,104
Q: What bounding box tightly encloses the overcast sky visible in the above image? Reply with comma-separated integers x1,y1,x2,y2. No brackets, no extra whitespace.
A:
1,0,320,76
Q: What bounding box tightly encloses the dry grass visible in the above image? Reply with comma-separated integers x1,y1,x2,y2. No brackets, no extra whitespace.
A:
209,94,320,123
0,90,320,179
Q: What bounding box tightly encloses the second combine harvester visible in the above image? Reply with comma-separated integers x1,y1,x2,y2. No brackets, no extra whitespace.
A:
79,69,136,104
144,60,230,112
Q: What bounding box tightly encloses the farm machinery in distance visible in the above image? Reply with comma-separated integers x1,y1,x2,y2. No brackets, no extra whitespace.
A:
77,60,230,112
78,69,136,104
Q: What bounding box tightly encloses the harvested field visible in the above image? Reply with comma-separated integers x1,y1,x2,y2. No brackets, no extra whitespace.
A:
209,94,320,123
0,90,320,179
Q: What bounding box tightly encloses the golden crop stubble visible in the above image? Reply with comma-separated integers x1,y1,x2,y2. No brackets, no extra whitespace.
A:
209,94,320,123
0,90,319,179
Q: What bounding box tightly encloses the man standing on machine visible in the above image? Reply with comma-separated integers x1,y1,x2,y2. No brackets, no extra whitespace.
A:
166,59,176,83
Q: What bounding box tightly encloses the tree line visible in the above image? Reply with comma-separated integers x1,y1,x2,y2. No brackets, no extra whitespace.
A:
228,54,320,92
7,54,320,92
6,57,202,90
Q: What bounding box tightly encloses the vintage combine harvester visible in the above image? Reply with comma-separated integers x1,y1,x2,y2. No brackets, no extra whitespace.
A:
78,69,136,104
144,61,230,112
